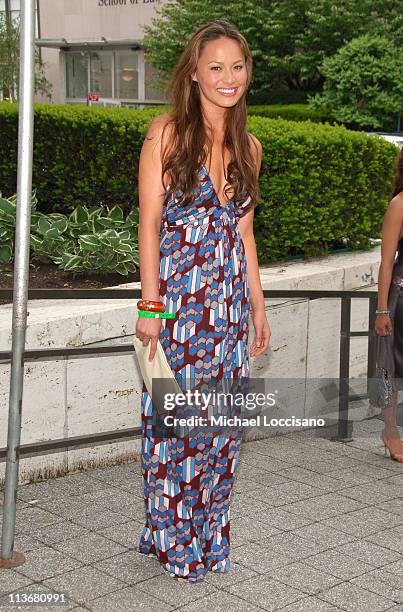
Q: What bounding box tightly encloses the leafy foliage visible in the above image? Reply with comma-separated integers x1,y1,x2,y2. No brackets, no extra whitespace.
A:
0,104,398,264
308,35,403,129
0,193,139,276
0,12,52,102
247,104,331,123
142,0,403,101
249,116,399,261
0,192,17,263
0,103,162,212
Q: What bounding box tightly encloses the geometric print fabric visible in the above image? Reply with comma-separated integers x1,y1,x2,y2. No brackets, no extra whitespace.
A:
139,165,253,582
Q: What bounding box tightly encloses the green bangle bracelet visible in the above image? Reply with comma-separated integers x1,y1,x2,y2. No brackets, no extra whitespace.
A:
138,310,176,319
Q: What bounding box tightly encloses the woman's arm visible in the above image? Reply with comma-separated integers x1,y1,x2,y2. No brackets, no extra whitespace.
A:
138,114,170,302
136,114,172,360
238,134,271,356
377,195,403,311
238,134,264,314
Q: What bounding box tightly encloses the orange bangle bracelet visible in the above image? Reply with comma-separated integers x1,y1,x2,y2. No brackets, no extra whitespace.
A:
137,299,165,313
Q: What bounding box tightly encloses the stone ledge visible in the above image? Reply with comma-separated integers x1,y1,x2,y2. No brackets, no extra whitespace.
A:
0,246,381,350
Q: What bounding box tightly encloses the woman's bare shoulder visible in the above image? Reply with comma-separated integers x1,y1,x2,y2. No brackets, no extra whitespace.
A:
389,192,403,235
390,190,403,210
145,112,175,142
248,132,263,162
247,131,263,175
247,131,261,146
247,131,262,155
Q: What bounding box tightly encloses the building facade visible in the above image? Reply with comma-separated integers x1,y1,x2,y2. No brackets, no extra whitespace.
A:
2,0,168,106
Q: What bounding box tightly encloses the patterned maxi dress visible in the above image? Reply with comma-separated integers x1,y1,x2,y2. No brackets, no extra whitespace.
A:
138,164,253,582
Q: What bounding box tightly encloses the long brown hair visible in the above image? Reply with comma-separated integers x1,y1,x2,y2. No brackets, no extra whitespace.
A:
161,18,261,208
391,147,403,198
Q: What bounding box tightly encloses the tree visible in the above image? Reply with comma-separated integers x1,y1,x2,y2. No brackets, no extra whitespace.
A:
272,0,402,92
141,0,402,102
307,35,403,129
0,12,52,102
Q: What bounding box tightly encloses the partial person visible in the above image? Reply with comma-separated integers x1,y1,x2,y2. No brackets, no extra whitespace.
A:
373,147,403,462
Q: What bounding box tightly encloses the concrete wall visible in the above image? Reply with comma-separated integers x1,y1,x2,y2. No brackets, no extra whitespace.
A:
39,0,165,41
0,247,382,485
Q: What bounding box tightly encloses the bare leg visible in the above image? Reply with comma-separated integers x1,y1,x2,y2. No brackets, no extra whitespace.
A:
381,390,403,456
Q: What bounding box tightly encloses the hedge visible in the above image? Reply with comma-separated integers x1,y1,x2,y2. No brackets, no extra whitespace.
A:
146,103,331,124
0,102,399,262
247,104,330,124
0,103,162,214
249,116,398,260
247,103,399,132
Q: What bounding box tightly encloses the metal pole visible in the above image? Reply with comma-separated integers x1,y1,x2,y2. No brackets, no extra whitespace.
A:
367,295,378,393
337,297,353,442
1,0,35,567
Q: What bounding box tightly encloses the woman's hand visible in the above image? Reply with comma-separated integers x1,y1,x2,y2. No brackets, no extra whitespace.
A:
135,317,162,361
250,308,271,357
375,314,393,336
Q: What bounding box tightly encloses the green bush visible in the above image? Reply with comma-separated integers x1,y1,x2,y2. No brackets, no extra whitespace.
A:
249,116,399,260
248,104,331,124
308,35,403,131
248,103,399,132
0,103,399,263
0,102,162,214
0,192,139,275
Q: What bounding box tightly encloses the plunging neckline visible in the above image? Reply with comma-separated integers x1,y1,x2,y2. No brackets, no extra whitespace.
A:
201,164,235,210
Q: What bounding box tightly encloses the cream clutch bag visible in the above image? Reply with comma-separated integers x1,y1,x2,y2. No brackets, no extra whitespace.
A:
133,336,183,401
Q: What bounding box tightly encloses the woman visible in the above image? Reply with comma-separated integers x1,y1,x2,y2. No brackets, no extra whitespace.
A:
135,19,270,581
373,146,403,462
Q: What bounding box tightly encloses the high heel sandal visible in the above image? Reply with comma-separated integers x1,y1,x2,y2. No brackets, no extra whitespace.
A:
380,431,403,462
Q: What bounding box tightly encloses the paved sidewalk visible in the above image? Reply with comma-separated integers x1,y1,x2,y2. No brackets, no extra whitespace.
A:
0,419,402,611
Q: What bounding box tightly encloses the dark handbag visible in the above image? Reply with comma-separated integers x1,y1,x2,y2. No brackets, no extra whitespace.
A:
368,330,396,408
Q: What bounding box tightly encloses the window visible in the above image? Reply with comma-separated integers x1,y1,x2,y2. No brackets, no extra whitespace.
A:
0,0,39,36
115,51,138,99
64,48,166,104
66,53,88,99
90,51,112,98
145,59,165,102
0,0,20,23
65,49,142,102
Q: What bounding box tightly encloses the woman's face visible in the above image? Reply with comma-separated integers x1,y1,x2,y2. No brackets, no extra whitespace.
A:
192,36,248,109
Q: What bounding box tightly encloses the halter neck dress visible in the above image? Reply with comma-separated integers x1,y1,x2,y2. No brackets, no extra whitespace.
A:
371,236,403,406
138,165,253,582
